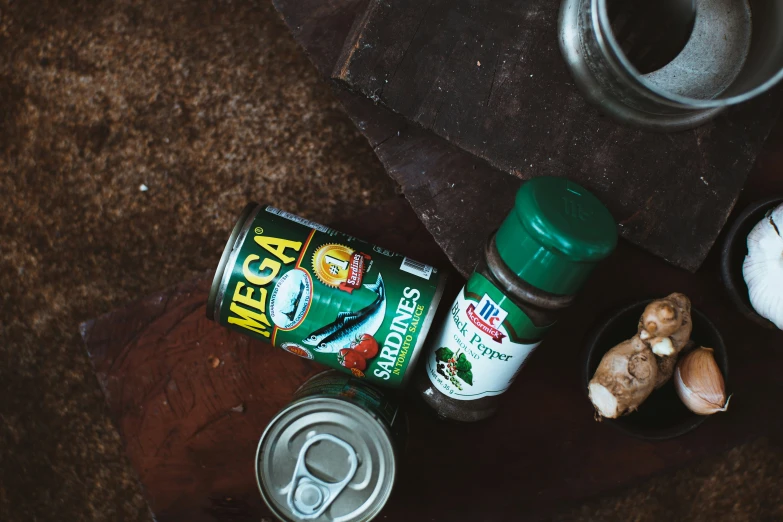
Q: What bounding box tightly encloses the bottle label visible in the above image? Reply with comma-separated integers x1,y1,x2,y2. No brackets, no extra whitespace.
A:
425,273,552,400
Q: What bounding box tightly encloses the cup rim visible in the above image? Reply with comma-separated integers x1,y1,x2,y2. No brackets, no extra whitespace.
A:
594,0,783,109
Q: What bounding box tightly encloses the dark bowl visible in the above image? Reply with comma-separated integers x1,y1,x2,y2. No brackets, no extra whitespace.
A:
583,300,728,440
720,196,783,330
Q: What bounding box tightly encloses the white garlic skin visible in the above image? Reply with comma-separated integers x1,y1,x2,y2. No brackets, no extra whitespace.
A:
742,203,783,330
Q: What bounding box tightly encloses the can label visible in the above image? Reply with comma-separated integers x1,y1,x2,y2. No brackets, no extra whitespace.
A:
216,206,443,388
424,273,552,399
294,372,399,427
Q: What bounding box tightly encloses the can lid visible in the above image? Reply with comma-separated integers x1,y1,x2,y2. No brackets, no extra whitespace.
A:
207,202,259,321
256,398,396,522
494,178,617,295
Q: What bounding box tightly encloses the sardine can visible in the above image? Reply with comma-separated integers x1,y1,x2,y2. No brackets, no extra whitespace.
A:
207,204,446,388
256,371,405,521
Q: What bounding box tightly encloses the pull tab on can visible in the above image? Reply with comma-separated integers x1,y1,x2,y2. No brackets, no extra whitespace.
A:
287,433,359,519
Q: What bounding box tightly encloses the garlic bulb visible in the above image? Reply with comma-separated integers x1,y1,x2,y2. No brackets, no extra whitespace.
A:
674,347,729,415
743,203,783,330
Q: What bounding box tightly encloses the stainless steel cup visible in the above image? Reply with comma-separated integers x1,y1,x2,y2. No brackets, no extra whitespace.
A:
559,0,783,131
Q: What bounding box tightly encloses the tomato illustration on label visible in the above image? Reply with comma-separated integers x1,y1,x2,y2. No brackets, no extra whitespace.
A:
352,334,379,359
338,348,367,371
280,343,314,360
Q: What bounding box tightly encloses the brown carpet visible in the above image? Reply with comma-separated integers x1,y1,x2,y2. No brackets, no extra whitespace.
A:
0,1,780,521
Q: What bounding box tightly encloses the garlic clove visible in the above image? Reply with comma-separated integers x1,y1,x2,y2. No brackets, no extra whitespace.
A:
674,347,729,415
743,203,783,330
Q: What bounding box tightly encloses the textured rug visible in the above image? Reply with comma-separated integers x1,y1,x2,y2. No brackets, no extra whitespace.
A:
0,1,780,521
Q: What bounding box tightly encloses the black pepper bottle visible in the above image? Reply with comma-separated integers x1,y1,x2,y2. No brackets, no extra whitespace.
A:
416,177,618,422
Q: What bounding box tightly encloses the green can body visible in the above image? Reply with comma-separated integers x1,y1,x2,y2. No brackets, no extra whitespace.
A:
208,204,446,388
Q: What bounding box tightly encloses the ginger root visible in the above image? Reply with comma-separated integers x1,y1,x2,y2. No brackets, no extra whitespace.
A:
589,294,693,418
638,293,692,357
588,336,657,419
654,352,678,389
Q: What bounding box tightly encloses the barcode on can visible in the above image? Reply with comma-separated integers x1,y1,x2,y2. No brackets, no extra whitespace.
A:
400,257,433,280
266,207,330,233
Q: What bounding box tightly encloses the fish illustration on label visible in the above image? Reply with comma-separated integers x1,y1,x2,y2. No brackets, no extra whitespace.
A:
283,281,307,323
270,269,313,330
302,274,387,353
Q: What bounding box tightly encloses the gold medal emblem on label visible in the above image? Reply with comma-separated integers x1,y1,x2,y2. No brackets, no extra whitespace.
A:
311,244,355,287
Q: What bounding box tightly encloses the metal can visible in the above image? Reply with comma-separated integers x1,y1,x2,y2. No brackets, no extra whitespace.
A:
256,371,405,522
208,203,447,388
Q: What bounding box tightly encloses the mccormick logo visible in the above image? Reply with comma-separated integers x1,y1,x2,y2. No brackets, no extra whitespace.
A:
466,294,508,343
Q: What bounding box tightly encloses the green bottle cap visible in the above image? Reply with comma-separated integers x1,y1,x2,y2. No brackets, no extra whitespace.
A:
495,177,617,295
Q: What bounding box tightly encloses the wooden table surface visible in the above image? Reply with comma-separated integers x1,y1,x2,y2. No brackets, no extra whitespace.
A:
275,0,783,274
80,1,783,520
333,0,782,272
81,136,783,520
